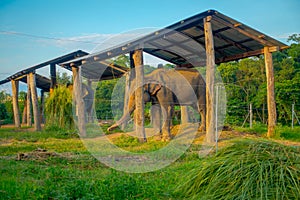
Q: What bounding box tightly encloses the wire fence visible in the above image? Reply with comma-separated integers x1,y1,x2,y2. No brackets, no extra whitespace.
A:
1,97,299,129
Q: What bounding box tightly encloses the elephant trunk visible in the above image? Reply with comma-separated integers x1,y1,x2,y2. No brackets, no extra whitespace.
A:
107,94,135,132
107,113,131,131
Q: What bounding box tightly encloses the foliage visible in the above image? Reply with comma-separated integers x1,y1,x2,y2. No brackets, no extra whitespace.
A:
0,91,13,123
95,79,120,120
177,139,300,200
56,71,72,85
45,85,74,130
0,103,8,120
218,34,300,126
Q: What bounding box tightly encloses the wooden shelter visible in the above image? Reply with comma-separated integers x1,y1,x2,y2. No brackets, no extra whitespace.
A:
61,10,288,141
0,50,89,130
0,49,130,133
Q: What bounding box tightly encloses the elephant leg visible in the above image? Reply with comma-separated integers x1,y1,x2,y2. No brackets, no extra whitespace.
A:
161,104,173,141
181,106,189,124
150,104,162,135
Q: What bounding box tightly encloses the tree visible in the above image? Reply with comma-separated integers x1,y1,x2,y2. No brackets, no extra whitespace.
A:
95,79,120,120
56,71,72,85
45,85,74,130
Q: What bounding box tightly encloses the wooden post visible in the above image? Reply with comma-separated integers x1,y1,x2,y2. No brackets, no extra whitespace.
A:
204,16,216,144
22,98,27,124
11,79,21,128
40,90,45,123
249,103,253,128
86,79,93,123
292,103,294,129
29,72,41,131
264,47,276,137
132,50,146,142
26,75,32,127
181,106,189,123
72,66,86,137
50,63,56,94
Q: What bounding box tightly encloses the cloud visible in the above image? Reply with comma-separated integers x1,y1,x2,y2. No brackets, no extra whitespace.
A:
38,33,116,52
275,32,298,40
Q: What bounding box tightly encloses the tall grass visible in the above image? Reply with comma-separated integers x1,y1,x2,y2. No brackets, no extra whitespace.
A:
45,85,74,130
177,139,300,200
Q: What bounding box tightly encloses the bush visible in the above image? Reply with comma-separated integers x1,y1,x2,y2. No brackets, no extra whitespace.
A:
177,139,300,199
0,103,8,120
45,85,74,130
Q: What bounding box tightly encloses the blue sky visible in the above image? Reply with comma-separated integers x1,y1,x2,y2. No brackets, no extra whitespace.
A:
0,0,299,91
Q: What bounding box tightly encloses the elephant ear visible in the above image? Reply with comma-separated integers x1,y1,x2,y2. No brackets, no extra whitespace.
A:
148,83,162,95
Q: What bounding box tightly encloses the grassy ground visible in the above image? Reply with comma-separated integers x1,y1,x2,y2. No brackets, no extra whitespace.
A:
0,125,299,199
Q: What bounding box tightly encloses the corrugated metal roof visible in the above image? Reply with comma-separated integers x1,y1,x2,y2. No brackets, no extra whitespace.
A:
60,10,288,71
19,74,51,92
0,50,89,88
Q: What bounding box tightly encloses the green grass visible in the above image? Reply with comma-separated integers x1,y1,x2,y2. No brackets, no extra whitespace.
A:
234,123,300,142
275,126,300,141
0,127,198,199
234,123,268,135
177,139,300,200
0,127,299,199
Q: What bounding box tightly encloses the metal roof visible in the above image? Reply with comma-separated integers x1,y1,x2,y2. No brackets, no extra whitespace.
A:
60,10,288,71
19,74,52,92
62,59,129,81
0,50,89,91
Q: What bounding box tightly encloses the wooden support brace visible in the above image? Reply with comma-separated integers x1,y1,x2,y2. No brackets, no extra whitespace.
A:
26,75,32,126
264,47,277,137
72,66,86,137
29,72,41,131
204,16,216,144
40,90,45,124
11,79,21,128
132,49,146,142
50,63,56,94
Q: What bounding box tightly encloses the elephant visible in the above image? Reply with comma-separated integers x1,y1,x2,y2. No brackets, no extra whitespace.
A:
107,68,206,141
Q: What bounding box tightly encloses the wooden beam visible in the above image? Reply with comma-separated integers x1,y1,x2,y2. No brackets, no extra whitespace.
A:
214,32,252,52
26,75,32,127
40,90,45,124
72,66,86,137
264,47,276,137
11,79,21,128
22,98,27,124
132,49,146,142
29,72,41,131
204,16,216,144
216,49,264,64
50,63,56,94
216,38,253,51
101,61,128,73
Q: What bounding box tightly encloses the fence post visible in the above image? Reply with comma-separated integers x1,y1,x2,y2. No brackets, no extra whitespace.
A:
215,84,219,153
292,103,294,129
250,103,253,129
